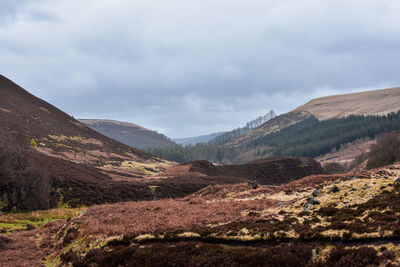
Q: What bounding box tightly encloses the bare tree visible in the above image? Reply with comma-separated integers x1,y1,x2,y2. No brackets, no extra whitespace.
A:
14,133,32,172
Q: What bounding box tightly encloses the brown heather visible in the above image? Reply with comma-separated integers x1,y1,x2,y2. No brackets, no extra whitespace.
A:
76,198,279,238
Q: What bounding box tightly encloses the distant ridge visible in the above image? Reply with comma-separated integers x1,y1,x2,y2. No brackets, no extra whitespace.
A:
80,119,177,149
173,132,225,146
295,87,400,120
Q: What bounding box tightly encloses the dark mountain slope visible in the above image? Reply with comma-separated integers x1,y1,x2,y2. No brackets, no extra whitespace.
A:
0,75,172,211
0,75,153,161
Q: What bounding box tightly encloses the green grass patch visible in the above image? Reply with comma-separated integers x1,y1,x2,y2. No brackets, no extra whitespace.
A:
0,207,85,233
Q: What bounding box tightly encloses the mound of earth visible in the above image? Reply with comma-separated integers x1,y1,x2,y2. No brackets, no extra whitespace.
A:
168,157,323,185
2,163,400,266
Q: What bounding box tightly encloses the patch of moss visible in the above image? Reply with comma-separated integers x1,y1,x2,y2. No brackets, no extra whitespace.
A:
46,236,88,267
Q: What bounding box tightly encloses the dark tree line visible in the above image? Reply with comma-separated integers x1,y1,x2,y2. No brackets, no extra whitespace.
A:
252,111,400,158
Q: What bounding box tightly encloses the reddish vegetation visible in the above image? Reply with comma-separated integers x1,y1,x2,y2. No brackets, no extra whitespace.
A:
74,198,278,238
0,230,48,266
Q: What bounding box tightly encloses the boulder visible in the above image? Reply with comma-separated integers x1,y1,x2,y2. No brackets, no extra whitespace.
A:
26,223,35,231
304,203,313,211
248,180,259,190
312,190,321,197
311,249,318,262
328,185,340,193
306,198,321,206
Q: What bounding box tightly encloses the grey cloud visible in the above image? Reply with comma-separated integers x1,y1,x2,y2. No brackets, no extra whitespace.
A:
0,0,28,22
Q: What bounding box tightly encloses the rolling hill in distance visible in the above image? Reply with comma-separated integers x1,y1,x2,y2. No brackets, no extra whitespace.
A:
80,119,177,149
295,86,400,120
173,132,225,146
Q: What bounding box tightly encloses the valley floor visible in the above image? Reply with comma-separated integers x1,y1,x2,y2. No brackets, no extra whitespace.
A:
1,164,400,266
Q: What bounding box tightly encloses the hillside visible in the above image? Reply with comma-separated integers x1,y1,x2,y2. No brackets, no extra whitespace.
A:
209,110,276,145
173,111,276,147
295,86,400,120
0,75,174,211
227,87,400,149
218,87,400,163
0,75,154,162
80,119,177,149
225,110,311,149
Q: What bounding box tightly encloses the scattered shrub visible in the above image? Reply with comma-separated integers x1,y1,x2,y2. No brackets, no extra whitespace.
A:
366,131,400,169
30,138,37,147
323,162,347,174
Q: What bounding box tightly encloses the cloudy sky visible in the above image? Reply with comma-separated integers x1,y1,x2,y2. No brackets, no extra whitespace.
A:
1,0,400,138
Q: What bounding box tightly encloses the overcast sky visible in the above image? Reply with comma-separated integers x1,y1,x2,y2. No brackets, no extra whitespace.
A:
1,0,400,138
